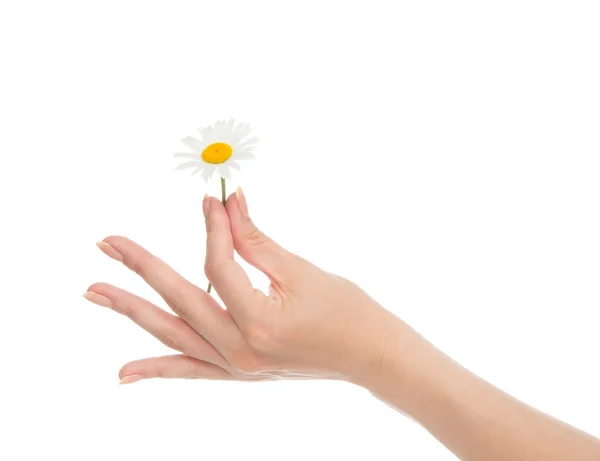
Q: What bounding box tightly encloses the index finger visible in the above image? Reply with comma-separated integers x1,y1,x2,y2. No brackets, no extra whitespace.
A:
203,195,266,318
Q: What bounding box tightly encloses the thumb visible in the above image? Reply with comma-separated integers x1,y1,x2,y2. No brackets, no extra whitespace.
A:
226,187,295,286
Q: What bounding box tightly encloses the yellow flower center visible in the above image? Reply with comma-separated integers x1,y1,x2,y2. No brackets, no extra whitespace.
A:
201,142,233,164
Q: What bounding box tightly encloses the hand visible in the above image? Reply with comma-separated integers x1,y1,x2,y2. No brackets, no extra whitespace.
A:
84,189,600,460
84,188,393,385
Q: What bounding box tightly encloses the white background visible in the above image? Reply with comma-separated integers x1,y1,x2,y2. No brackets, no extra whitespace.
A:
1,1,599,459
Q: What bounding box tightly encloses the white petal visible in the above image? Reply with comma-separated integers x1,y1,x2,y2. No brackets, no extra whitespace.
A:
219,119,235,144
233,151,256,160
230,123,252,145
217,164,232,180
198,126,214,144
234,136,259,150
224,119,235,135
181,136,205,152
191,166,204,176
227,159,241,171
175,160,201,171
201,165,216,182
213,120,223,140
173,152,200,160
217,119,229,140
230,122,244,135
235,144,257,153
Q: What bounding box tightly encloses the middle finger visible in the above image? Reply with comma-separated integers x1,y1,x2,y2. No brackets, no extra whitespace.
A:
84,282,229,370
98,236,240,350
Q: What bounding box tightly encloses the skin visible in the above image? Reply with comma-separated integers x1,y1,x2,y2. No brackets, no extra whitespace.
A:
84,188,600,460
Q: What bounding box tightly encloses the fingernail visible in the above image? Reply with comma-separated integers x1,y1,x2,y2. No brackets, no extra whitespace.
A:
83,291,113,308
119,374,145,385
236,187,249,218
203,194,210,218
96,241,123,262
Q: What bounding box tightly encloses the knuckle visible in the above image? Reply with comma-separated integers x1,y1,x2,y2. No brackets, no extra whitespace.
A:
168,300,185,318
160,334,180,351
229,349,266,375
153,366,165,378
205,220,217,234
245,227,270,248
114,298,133,318
243,322,282,353
131,254,155,277
204,260,226,280
203,261,213,279
121,302,133,318
166,293,188,318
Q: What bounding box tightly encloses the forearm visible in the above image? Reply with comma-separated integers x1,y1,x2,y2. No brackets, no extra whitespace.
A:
361,313,600,461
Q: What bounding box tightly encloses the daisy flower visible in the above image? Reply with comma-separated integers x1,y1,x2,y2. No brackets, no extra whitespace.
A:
173,119,258,183
173,119,258,295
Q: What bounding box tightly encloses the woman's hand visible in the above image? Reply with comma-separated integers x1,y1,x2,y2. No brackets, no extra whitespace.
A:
84,189,393,385
84,188,600,460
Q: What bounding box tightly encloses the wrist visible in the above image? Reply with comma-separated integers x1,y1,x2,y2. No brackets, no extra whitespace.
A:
345,308,415,390
355,311,449,415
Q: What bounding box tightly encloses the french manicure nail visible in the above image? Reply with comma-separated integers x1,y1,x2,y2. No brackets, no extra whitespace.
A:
236,187,249,218
119,374,145,385
83,291,113,308
96,241,123,262
203,194,210,217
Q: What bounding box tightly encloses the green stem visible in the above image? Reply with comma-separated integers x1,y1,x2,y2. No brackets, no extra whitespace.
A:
207,177,227,294
221,176,227,206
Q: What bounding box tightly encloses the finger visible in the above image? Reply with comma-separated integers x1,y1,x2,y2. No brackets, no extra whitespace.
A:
203,195,265,315
97,236,239,349
118,354,235,383
226,188,297,288
84,283,228,369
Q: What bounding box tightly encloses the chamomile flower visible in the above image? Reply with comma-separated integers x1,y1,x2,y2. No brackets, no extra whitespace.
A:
173,119,258,182
173,119,258,295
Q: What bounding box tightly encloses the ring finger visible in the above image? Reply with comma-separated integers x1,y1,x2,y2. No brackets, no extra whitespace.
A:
84,282,229,370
